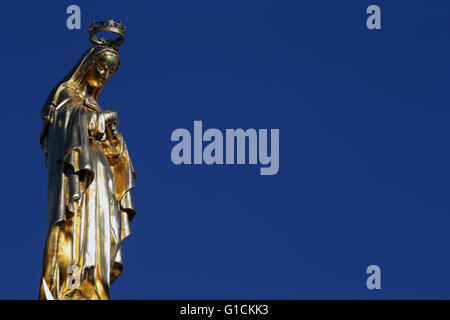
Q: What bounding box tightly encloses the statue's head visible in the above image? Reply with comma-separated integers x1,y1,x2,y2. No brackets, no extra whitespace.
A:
82,19,125,90
53,19,125,98
85,50,120,89
57,46,121,101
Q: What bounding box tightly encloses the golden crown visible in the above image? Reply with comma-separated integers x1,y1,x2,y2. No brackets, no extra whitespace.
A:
88,19,126,47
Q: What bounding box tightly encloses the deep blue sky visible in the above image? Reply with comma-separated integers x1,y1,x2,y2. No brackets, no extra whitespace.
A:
1,0,450,299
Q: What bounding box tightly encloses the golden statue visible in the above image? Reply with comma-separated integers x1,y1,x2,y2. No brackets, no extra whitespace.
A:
38,19,135,300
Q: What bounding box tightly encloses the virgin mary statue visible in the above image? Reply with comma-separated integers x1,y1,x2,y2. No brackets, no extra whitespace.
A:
38,20,135,300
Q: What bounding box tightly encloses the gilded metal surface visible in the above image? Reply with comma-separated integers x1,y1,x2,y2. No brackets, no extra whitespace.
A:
39,21,135,300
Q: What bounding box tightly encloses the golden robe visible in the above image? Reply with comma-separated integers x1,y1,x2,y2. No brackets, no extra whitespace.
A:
39,82,135,300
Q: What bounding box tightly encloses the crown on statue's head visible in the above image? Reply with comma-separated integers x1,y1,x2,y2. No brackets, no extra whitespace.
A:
88,19,126,48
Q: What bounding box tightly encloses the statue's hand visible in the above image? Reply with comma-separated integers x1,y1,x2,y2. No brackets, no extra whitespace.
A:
105,123,123,153
102,110,119,125
109,123,120,140
88,109,119,141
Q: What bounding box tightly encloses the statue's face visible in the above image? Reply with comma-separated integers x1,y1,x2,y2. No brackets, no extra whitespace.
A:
85,52,120,88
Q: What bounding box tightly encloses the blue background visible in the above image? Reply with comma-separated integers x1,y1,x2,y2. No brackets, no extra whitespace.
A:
1,0,450,299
